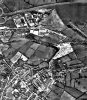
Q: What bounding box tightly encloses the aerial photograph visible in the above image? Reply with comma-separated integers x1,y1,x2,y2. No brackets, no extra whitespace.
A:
0,0,87,100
